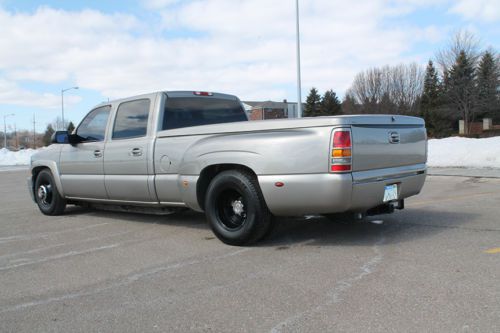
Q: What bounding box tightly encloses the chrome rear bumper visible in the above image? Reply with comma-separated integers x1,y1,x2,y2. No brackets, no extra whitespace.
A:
258,164,426,216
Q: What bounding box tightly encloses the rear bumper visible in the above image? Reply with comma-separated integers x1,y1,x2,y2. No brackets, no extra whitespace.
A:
258,164,426,216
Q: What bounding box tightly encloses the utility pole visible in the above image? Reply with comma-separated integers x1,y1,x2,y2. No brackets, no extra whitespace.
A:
33,114,36,148
295,0,303,118
3,113,14,149
14,123,18,149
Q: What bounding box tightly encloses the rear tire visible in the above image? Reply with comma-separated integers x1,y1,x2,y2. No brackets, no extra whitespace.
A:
204,170,273,246
34,169,66,215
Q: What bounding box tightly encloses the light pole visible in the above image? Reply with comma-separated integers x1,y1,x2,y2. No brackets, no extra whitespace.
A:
3,113,14,149
295,0,303,118
61,86,78,130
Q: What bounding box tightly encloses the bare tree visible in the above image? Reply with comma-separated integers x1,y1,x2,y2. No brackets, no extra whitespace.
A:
388,63,425,114
436,30,481,73
346,63,424,115
50,117,72,131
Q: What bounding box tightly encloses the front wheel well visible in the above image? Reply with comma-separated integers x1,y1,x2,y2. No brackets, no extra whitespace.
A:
196,164,258,211
31,166,49,194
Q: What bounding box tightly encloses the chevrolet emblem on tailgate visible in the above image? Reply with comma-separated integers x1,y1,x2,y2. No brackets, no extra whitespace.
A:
389,131,400,144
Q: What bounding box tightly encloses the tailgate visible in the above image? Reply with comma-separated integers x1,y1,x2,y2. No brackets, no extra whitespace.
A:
351,117,427,172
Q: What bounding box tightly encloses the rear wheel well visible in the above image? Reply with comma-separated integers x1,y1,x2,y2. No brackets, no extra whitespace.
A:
197,164,257,211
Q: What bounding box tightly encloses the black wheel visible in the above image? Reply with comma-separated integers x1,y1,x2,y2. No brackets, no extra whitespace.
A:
34,169,66,215
205,170,273,246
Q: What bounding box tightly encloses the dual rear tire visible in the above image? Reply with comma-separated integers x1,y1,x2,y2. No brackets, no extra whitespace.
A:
204,170,274,246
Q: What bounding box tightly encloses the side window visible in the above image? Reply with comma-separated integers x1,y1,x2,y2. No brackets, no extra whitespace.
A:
112,99,150,139
76,106,111,141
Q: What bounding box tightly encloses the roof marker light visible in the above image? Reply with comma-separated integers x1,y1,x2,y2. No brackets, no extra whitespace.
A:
193,91,213,96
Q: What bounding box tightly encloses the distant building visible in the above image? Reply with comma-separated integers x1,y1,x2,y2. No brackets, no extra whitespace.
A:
243,100,301,120
459,118,500,137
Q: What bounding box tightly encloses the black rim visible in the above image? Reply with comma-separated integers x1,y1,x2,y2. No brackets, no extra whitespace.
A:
215,188,247,231
37,176,53,209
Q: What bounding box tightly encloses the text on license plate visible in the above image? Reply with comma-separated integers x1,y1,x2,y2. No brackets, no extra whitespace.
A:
383,184,398,202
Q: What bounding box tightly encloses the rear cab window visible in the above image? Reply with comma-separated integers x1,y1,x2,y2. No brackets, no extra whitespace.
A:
162,96,247,130
113,99,150,139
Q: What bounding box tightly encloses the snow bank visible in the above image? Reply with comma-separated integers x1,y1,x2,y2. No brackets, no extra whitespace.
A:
0,148,37,166
428,137,500,169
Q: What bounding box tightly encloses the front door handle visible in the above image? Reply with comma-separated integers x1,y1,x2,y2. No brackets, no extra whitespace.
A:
130,148,143,156
94,150,103,158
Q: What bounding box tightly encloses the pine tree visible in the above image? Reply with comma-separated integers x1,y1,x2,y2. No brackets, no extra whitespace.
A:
421,60,442,135
341,93,358,114
67,121,76,133
476,51,500,120
380,92,396,114
445,51,477,135
42,124,55,146
304,88,322,117
321,89,342,116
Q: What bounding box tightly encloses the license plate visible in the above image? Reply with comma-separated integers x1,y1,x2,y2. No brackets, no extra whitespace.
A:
383,184,398,202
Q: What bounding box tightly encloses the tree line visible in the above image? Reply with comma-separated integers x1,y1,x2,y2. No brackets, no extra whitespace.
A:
305,31,499,137
37,32,497,144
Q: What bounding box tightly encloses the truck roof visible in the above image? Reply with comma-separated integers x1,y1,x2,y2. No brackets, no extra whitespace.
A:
94,90,239,108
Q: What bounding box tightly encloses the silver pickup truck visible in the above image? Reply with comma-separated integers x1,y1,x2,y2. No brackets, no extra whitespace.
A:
29,91,427,245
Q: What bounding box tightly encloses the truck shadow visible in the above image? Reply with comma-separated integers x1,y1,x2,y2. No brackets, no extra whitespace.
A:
261,208,477,248
65,206,476,247
63,205,209,229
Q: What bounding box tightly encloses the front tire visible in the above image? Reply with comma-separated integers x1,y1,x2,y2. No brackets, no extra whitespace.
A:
205,170,273,246
34,169,66,215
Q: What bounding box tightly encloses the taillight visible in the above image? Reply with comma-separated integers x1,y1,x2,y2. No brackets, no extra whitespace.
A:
333,130,351,148
330,129,352,172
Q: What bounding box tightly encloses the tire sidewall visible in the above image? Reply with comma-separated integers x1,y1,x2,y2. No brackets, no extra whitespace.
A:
34,170,61,215
205,171,263,245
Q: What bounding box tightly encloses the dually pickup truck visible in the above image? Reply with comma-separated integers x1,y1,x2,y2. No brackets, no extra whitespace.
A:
29,91,427,245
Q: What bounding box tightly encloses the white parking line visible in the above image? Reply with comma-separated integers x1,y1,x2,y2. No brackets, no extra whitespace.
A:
0,222,110,244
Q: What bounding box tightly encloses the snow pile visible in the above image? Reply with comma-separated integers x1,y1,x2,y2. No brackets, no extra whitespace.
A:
0,148,37,166
428,136,500,169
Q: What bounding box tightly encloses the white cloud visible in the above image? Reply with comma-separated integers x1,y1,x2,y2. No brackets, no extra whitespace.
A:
0,78,81,109
450,0,500,22
142,0,182,9
0,1,446,108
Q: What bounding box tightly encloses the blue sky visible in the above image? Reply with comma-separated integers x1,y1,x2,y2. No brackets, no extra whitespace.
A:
0,0,499,131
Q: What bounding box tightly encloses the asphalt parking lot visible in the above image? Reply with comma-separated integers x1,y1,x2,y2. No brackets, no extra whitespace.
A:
1,169,499,332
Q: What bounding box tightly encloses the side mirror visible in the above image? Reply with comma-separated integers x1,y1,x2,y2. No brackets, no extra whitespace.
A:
68,133,84,145
51,131,69,144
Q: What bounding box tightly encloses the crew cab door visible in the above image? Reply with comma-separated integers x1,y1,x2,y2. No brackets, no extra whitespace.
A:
59,105,111,199
103,98,155,202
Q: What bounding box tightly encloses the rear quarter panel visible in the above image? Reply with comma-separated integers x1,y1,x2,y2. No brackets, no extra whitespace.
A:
153,126,333,209
176,127,332,175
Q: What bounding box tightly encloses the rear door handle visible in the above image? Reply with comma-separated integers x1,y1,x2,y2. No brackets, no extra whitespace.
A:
130,148,143,156
94,150,103,158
